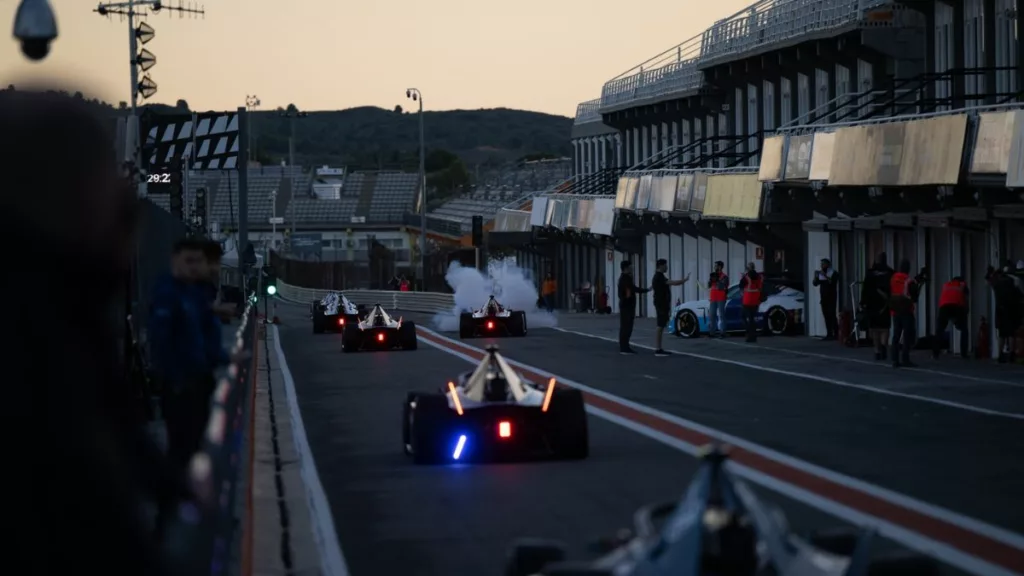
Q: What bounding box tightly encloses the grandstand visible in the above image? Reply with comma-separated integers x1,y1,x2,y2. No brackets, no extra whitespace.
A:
426,187,534,234
146,166,418,231
477,157,572,191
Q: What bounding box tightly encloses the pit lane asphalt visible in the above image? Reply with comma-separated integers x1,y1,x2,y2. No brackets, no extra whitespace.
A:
274,304,970,576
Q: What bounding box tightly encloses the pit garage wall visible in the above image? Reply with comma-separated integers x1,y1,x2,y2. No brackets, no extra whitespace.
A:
808,221,1021,357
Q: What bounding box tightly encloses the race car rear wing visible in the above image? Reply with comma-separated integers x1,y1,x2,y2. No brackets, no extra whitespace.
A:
461,346,527,403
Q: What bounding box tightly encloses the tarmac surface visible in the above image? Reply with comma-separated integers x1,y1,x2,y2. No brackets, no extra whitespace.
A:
271,303,1024,576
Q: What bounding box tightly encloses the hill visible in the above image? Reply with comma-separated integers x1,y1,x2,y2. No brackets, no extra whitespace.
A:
0,87,572,170
249,105,574,170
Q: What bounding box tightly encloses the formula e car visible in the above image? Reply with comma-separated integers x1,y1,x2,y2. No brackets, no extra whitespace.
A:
669,277,805,338
505,446,938,576
311,292,366,334
458,295,527,338
341,303,417,352
402,345,587,464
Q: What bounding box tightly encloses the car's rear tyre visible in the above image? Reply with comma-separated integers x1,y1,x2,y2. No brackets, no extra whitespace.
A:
766,305,788,335
403,391,433,455
410,393,450,464
675,310,699,338
341,324,361,352
400,321,418,350
549,387,588,459
459,312,474,339
507,311,528,337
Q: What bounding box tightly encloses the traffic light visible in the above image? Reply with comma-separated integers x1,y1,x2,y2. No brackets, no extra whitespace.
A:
194,187,207,233
168,159,183,220
262,265,278,296
471,215,483,247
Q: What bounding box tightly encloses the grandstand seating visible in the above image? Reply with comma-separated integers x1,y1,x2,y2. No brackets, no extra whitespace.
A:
147,167,415,229
427,188,530,233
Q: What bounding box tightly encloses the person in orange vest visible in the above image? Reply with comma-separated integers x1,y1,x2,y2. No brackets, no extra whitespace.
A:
931,275,969,359
889,259,923,368
707,261,729,338
399,276,410,292
738,262,763,343
541,273,557,312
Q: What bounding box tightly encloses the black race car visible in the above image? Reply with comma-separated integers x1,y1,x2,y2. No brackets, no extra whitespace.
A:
458,295,527,338
504,446,939,576
311,292,366,334
402,345,587,464
341,303,417,352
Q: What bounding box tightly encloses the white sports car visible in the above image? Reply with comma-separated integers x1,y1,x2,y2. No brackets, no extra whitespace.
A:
668,278,805,338
341,303,418,352
311,292,365,334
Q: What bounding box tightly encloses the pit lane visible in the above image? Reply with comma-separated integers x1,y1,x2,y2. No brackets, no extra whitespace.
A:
274,303,935,576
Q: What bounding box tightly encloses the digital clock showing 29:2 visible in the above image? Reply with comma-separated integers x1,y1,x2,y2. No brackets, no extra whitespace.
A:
147,172,172,184
145,166,177,193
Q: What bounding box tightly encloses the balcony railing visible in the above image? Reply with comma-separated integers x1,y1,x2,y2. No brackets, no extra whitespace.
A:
599,34,704,111
574,99,603,125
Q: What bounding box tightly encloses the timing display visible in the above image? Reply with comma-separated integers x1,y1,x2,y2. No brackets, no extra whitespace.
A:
147,172,172,184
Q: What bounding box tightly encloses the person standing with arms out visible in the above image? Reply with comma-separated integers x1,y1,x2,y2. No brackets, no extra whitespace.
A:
618,260,650,355
932,274,970,359
738,262,763,343
813,258,840,340
652,259,690,356
861,253,894,360
889,259,921,368
707,261,729,338
541,273,557,312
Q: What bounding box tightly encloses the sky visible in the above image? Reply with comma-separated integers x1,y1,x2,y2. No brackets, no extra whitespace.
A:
1,0,753,118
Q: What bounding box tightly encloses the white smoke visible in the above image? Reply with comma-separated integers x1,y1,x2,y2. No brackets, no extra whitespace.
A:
432,260,558,331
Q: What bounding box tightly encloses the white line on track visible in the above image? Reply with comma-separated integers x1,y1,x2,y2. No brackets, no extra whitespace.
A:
553,327,1024,420
415,324,1024,576
271,325,351,576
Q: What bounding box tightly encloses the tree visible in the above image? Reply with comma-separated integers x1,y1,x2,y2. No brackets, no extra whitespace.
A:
286,103,298,114
118,101,128,110
73,91,84,100
425,149,459,173
394,104,403,114
175,99,190,110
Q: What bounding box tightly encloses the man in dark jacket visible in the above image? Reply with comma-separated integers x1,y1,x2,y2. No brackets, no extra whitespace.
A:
812,258,840,340
988,263,1023,363
149,238,215,473
5,89,174,575
889,259,922,368
652,259,689,356
618,260,649,354
860,253,894,360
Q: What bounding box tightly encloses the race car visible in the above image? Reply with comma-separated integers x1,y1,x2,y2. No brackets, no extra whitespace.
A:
311,292,366,334
504,445,938,576
402,345,587,464
669,277,805,338
458,295,528,338
341,303,417,352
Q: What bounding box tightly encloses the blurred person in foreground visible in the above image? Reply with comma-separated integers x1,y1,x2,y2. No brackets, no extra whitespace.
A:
4,89,174,574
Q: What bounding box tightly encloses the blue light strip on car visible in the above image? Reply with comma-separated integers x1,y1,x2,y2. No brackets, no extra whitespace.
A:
452,435,467,459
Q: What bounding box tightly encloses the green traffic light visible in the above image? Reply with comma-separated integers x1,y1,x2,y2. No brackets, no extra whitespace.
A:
267,285,277,295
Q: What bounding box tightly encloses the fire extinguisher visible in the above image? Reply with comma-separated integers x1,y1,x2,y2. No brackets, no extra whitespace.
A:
976,316,990,359
838,310,852,347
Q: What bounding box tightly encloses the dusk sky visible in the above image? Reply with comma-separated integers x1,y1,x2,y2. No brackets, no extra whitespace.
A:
1,0,750,117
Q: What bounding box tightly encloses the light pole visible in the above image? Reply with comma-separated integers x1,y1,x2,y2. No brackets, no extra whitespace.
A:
280,107,307,251
406,88,426,287
245,95,260,163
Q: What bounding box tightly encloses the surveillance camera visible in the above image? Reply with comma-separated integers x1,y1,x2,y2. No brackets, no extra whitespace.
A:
13,0,58,62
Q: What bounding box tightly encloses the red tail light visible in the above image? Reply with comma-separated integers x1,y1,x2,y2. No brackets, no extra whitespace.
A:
377,333,385,342
487,321,494,330
338,318,345,326
498,420,511,438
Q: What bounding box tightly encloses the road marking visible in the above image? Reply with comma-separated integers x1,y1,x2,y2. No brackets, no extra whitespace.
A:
643,374,657,380
553,327,1024,420
414,325,1024,576
559,320,1024,388
271,325,351,576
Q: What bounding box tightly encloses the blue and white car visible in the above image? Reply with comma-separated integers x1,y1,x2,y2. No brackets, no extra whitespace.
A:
668,278,805,338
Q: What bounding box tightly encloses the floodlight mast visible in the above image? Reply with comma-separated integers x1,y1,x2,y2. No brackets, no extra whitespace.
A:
93,0,205,190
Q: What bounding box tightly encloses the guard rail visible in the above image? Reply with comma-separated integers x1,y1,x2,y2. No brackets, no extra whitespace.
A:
277,281,457,313
163,292,259,576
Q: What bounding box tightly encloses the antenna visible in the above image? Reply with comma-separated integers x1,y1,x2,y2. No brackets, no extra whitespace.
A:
93,0,207,194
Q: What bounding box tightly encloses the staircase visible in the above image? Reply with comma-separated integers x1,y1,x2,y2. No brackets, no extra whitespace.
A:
355,173,378,219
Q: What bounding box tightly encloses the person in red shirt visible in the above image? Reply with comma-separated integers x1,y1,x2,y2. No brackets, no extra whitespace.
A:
707,261,729,338
738,263,762,343
889,259,922,368
931,275,969,359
